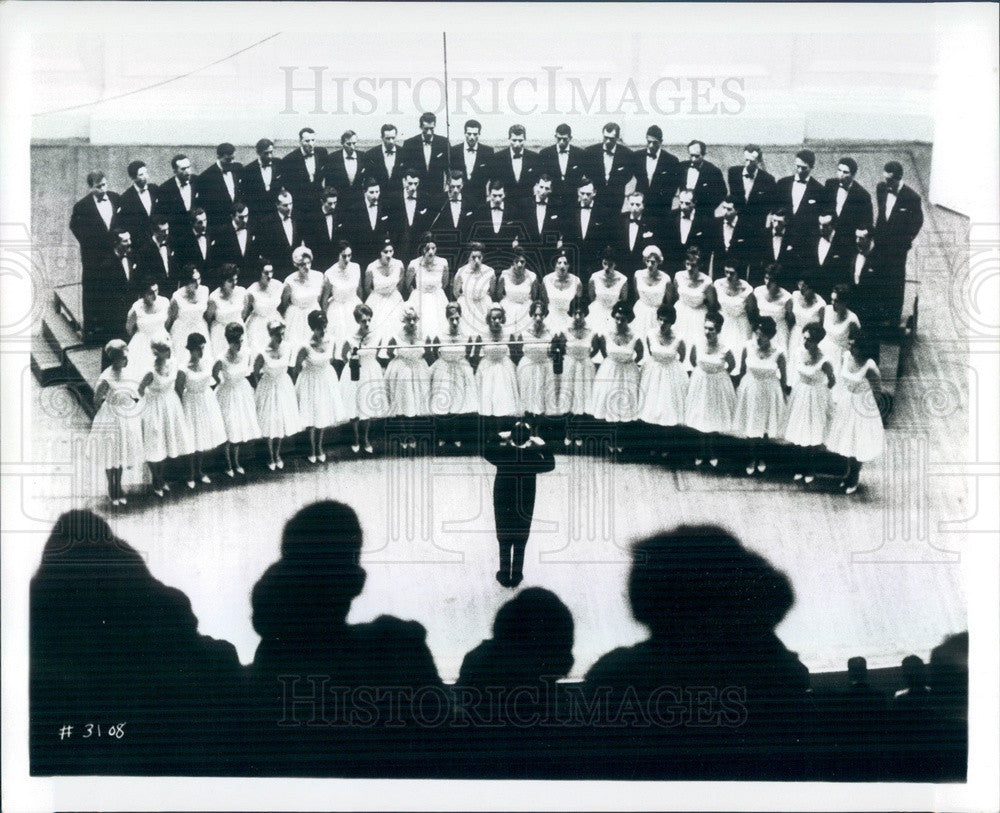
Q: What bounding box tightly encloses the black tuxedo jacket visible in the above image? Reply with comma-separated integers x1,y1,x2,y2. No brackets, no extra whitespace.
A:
809,230,855,297
363,147,406,192
401,134,450,195
727,166,776,230
633,149,680,213
710,215,764,276
663,209,715,272
280,147,329,213
154,176,200,232
874,182,923,256
197,163,244,228
760,229,803,288
136,237,181,291
173,228,212,274
240,160,284,218
824,179,873,236
487,149,540,205
513,199,564,270
385,193,436,261
349,202,396,269
93,251,139,338
675,159,727,213
118,184,158,242
775,175,828,235
614,212,665,272
303,208,349,271
70,192,122,270
537,144,588,208
320,149,368,202
207,223,264,286
449,143,495,201
560,205,611,282
584,143,634,212
257,213,306,274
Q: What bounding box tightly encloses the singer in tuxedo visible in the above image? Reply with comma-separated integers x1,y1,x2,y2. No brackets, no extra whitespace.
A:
774,149,828,239
174,209,213,280
470,181,528,268
400,112,450,205
363,124,406,193
484,420,555,588
321,130,367,210
93,229,139,342
487,124,539,206
515,174,564,272
614,191,665,272
559,177,611,285
351,178,396,271
663,189,714,273
824,157,873,237
136,216,181,293
675,140,727,214
872,160,923,330
197,143,243,229
257,190,304,275
727,144,776,233
241,138,284,219
709,196,763,278
584,122,634,214
385,169,435,263
809,213,855,298
758,209,800,288
280,128,328,217
632,125,679,218
70,171,122,339
449,119,494,203
207,202,263,286
431,171,477,271
851,227,883,327
304,188,349,272
154,154,199,234
537,123,588,210
118,160,158,242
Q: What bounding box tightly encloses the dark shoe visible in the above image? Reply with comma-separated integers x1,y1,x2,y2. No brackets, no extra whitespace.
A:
495,570,510,587
509,573,524,588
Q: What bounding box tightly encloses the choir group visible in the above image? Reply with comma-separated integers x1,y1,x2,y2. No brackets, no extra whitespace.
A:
74,118,910,506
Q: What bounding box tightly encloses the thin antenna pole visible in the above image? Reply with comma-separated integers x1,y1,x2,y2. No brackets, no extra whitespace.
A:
442,32,452,190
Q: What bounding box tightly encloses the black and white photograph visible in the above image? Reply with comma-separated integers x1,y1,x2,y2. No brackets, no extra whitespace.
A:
1,2,998,810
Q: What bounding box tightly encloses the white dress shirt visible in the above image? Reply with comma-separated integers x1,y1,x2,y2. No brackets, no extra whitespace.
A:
120,254,131,282
603,149,614,181
280,217,293,246
791,179,807,213
383,149,396,177
219,163,235,200
818,235,832,265
304,153,316,183
449,199,462,226
836,185,849,216
558,150,569,179
156,240,169,269
404,196,417,226
742,172,756,201
685,165,700,191
854,253,867,284
422,141,433,170
135,184,152,214
723,218,736,250
679,215,693,246
325,213,336,240
367,203,379,230
344,153,357,184
464,148,477,177
628,219,640,250
491,206,504,233
197,233,208,259
178,178,192,210
236,228,248,256
510,152,523,183
885,187,900,219
95,197,114,229
261,164,272,191
579,207,591,238
646,153,658,186
536,202,547,235
771,232,784,259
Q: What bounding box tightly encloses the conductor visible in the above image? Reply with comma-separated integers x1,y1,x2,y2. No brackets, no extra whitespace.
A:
484,419,555,587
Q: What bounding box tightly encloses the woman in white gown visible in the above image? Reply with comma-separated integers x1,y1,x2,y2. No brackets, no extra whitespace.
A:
684,310,736,468
825,327,886,494
253,320,301,471
280,246,325,357
429,302,478,447
494,250,539,335
818,284,861,382
406,236,450,341
586,251,628,335
385,307,432,449
453,242,497,337
515,300,559,419
713,258,756,374
672,248,717,354
321,241,363,347
542,251,582,335
166,265,210,366
206,264,248,359
638,302,688,456
475,305,521,433
588,301,644,453
631,246,671,337
752,263,793,357
212,321,260,478
557,298,600,446
138,336,194,497
125,277,170,381
787,273,826,385
89,339,144,506
177,332,227,489
293,310,346,463
781,322,836,483
364,240,407,351
340,303,389,454
732,316,787,475
243,263,283,356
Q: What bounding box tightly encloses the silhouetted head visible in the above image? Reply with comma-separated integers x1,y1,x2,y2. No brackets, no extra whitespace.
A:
627,525,794,645
929,631,968,718
492,587,574,679
901,654,926,689
847,656,868,683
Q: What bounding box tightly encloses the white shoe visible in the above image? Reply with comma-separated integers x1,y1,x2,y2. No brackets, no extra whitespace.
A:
564,437,572,447
307,454,317,464
162,482,171,492
351,443,360,454
187,480,196,490
803,474,815,484
318,452,326,463
454,440,461,448
276,457,284,469
756,461,767,473
235,465,245,475
746,463,756,475
694,458,703,467
364,443,374,454
153,488,164,498
709,458,718,468
845,483,859,495
111,498,121,507
225,469,235,478
118,496,127,506
438,440,446,448
793,473,804,481
200,474,211,484
574,438,583,447
267,461,276,471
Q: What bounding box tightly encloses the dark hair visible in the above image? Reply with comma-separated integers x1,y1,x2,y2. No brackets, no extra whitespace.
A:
219,263,240,283
340,129,356,145
555,123,572,137
298,127,315,139
795,149,816,169
491,587,574,677
230,201,248,217
883,160,904,178
171,154,188,170
363,177,380,191
189,207,207,223
224,322,245,343
353,303,373,322
744,143,763,157
487,305,506,324
86,170,106,187
149,215,167,231
380,123,397,137
280,500,363,564
801,322,826,344
508,124,526,138
830,284,850,308
687,139,707,154
126,160,146,179
611,300,634,321
216,142,236,159
322,186,339,200
755,315,777,339
577,175,594,189
838,156,858,175
419,111,436,126
179,263,200,286
448,169,464,182
704,310,724,331
467,241,486,255
255,138,274,154
185,332,207,352
464,119,482,132
336,239,352,253
529,299,548,318
307,310,327,332
445,301,462,319
603,122,621,137
568,297,590,317
646,124,663,141
657,302,677,325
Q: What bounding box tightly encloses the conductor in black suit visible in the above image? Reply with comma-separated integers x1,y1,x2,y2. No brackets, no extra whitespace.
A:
70,171,122,340
94,229,138,342
873,160,923,331
484,420,556,588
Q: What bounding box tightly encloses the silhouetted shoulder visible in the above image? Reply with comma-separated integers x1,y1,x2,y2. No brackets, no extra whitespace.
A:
351,614,443,688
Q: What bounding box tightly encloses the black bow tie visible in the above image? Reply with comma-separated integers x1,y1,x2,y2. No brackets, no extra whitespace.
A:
236,226,246,232
559,148,569,154
345,154,355,161
744,170,756,178
581,204,592,210
467,147,476,153
604,149,615,156
647,151,658,159
682,213,692,221
179,181,189,187
406,195,416,201
281,216,290,222
512,152,523,158
368,203,378,209
795,178,807,184
385,149,395,155
630,217,641,224
492,205,503,211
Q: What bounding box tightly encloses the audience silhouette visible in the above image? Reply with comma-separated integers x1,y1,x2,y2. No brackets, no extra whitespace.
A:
29,506,968,780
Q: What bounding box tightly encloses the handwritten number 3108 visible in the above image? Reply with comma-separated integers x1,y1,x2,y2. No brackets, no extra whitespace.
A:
84,723,126,738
